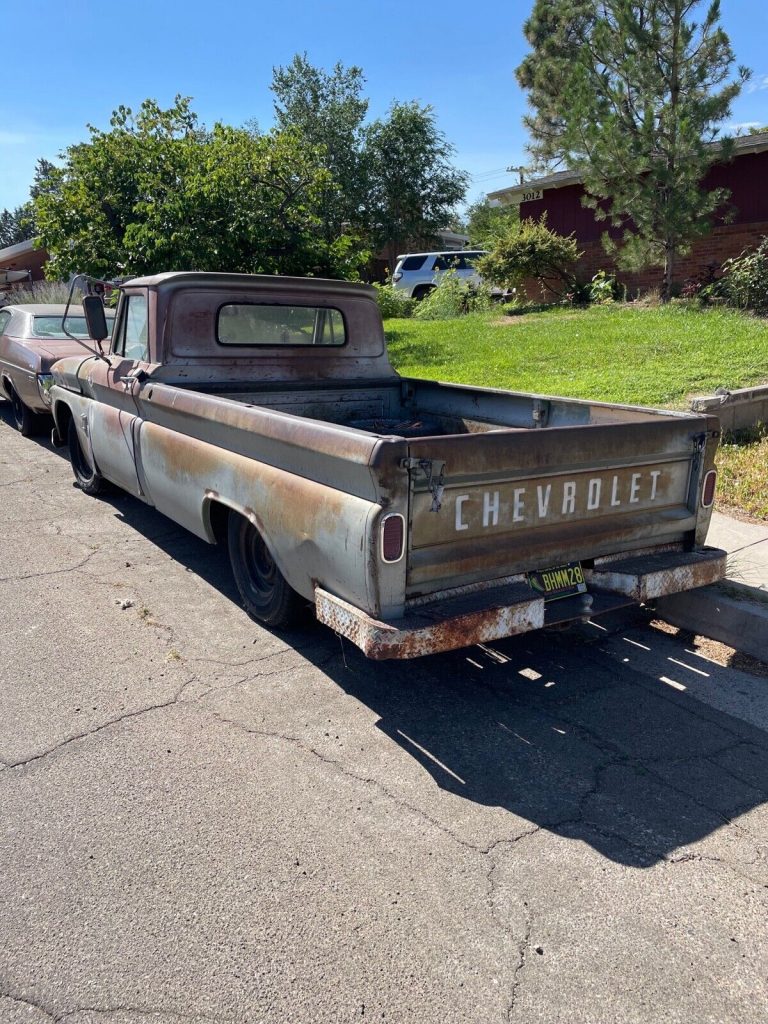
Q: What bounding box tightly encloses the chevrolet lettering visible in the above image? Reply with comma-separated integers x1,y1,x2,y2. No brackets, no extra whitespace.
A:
452,465,687,534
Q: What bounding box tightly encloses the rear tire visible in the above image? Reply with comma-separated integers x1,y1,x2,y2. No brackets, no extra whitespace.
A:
9,387,44,437
67,416,108,496
412,285,435,301
227,513,305,628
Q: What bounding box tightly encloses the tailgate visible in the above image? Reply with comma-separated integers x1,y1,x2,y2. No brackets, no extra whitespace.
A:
405,418,710,596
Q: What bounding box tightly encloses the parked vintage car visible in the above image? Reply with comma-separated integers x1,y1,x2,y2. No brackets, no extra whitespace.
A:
0,303,114,435
47,272,725,659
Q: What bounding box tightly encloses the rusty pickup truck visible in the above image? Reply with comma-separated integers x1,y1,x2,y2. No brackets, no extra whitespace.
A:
46,272,725,658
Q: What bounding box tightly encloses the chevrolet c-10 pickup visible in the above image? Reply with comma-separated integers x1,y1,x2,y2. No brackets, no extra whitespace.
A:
45,271,726,658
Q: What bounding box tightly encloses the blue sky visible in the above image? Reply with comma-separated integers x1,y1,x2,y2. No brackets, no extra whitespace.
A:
1,0,766,212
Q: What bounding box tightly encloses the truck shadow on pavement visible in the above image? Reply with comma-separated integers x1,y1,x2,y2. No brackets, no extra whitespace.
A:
316,628,768,869
95,484,768,871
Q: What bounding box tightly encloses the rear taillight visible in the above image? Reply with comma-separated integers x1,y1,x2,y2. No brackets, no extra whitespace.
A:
701,469,717,508
392,272,403,282
381,513,405,563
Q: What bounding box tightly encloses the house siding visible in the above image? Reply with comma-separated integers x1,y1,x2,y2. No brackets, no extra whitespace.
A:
513,147,768,298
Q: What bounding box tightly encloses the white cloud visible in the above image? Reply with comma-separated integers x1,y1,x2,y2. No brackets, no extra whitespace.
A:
729,121,764,133
746,74,768,94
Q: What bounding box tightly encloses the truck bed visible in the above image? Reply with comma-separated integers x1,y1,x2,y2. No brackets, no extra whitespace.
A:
202,376,681,436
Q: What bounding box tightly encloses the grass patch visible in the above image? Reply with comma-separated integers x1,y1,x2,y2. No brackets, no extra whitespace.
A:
716,426,768,521
384,303,768,407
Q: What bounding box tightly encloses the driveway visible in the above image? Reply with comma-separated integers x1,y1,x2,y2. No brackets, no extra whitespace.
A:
1,404,766,1024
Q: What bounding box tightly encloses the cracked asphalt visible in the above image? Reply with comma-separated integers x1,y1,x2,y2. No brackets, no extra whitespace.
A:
0,402,766,1024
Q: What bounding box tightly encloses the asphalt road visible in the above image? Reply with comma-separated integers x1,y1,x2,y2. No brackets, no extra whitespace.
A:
1,402,766,1024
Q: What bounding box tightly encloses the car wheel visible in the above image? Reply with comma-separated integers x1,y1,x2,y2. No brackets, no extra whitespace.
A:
9,386,43,437
67,416,108,496
412,285,435,301
227,513,305,628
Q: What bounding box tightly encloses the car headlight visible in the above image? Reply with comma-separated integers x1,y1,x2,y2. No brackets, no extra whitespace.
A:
37,373,55,407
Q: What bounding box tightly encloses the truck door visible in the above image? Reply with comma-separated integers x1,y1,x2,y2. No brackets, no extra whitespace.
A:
85,291,150,498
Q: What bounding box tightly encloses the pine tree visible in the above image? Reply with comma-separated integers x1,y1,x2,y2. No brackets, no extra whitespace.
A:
516,0,749,298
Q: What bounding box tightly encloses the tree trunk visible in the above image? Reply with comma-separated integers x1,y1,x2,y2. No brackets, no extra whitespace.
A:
662,243,675,303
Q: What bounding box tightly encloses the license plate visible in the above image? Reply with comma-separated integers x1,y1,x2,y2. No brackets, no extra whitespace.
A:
527,561,587,601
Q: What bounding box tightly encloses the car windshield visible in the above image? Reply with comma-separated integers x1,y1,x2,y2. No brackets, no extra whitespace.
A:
32,314,114,340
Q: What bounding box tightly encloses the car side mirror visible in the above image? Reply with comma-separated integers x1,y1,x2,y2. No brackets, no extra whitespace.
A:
82,294,109,342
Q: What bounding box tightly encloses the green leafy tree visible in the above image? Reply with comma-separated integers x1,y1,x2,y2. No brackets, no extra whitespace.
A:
516,0,750,298
271,54,369,242
466,197,519,247
476,217,582,297
364,101,469,271
34,96,365,280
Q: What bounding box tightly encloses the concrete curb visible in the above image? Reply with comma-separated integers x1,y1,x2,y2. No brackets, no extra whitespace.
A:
690,384,768,432
656,582,768,662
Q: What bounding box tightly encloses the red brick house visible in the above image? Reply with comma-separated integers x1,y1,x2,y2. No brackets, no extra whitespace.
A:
488,131,768,297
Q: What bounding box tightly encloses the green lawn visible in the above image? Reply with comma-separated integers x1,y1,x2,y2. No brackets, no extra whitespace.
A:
717,429,768,521
384,304,768,407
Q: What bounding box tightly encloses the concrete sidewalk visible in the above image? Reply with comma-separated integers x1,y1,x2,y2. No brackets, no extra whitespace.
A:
708,511,768,592
656,510,768,661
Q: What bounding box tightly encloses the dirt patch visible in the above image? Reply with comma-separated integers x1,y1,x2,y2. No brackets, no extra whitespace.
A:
489,313,584,327
650,617,768,677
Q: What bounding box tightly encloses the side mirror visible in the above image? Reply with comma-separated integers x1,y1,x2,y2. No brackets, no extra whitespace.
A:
82,294,109,342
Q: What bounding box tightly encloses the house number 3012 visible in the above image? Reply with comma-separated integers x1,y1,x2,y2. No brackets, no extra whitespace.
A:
521,189,543,202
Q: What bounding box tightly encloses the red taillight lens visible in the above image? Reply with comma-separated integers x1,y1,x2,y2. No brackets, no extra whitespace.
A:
381,514,404,562
701,469,717,508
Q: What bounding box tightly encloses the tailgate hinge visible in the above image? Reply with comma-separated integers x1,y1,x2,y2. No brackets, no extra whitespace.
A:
402,457,446,512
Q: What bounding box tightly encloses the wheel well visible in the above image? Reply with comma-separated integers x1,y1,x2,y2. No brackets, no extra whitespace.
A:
206,499,231,546
1,374,16,400
413,284,435,299
53,400,74,436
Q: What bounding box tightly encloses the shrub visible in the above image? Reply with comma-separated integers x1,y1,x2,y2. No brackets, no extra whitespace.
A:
4,281,72,304
476,216,583,299
720,238,768,314
413,270,493,320
589,269,620,304
372,283,416,319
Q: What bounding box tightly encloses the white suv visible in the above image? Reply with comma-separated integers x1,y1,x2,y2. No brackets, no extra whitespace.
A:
391,250,488,300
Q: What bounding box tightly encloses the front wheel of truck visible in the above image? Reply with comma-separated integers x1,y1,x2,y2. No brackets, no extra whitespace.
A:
227,514,305,628
67,417,108,497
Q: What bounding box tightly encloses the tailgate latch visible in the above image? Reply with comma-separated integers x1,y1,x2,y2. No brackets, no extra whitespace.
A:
402,457,446,512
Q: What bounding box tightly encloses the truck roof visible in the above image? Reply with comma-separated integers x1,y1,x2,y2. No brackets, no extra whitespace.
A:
123,270,377,300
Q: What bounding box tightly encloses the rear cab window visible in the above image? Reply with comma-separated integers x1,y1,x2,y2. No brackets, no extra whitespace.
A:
217,304,346,347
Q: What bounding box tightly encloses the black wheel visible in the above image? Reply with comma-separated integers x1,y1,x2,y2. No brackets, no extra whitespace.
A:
412,285,435,301
9,386,43,437
67,416,108,496
227,513,305,628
